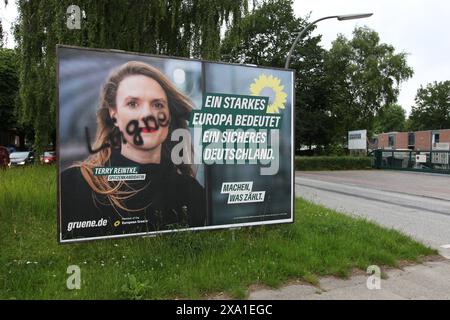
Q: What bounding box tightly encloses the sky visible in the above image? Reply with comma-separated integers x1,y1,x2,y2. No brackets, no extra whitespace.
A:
2,1,449,116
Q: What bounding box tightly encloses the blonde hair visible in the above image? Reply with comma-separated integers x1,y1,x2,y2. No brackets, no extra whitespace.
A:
77,61,195,212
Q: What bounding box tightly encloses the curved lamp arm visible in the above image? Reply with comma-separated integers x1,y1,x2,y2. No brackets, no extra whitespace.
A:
284,13,373,69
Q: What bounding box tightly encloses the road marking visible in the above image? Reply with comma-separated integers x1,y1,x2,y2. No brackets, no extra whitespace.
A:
440,244,450,249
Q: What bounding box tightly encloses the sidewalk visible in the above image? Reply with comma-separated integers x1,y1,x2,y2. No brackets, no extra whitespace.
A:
248,258,450,300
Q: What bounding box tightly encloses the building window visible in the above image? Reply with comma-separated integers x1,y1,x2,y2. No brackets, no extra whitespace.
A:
408,132,415,146
433,133,440,144
388,134,395,147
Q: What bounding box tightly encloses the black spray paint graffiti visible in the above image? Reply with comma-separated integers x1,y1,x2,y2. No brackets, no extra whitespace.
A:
85,112,170,154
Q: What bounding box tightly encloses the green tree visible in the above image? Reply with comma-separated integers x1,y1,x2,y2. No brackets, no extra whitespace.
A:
221,0,334,151
373,103,406,133
408,81,450,130
0,48,18,130
0,47,30,147
325,27,414,144
14,0,249,151
221,0,308,66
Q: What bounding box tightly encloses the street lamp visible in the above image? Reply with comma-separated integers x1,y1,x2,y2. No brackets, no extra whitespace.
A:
284,13,373,69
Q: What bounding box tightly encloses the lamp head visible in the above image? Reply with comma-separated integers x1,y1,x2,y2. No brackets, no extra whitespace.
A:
337,13,373,21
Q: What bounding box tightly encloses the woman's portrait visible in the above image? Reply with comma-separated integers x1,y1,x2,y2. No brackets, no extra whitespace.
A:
60,56,206,240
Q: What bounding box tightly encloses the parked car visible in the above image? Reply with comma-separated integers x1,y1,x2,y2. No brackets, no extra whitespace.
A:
40,151,57,164
6,145,16,154
0,146,10,168
9,151,35,167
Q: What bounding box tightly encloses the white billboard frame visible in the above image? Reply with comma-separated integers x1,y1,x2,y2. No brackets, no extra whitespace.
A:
56,45,295,243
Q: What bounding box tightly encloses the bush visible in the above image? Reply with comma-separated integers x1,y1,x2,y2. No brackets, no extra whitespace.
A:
295,156,372,171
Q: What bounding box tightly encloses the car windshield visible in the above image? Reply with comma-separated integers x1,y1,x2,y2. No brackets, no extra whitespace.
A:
10,152,30,159
44,151,55,157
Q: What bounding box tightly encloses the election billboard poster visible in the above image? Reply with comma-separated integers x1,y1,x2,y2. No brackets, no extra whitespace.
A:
57,45,294,243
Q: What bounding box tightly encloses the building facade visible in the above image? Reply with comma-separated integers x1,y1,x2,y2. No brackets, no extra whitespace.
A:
376,129,450,151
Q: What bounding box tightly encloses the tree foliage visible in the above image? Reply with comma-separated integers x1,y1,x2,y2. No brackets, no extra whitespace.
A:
0,48,18,130
373,103,406,133
14,0,249,151
325,27,413,143
221,0,306,66
408,81,450,130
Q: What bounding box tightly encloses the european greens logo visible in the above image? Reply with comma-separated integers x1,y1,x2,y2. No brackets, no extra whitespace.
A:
250,74,287,114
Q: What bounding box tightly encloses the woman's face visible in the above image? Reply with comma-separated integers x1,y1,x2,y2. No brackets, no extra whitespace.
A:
111,75,170,152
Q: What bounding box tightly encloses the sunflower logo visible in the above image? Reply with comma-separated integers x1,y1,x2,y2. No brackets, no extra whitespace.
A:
250,74,287,114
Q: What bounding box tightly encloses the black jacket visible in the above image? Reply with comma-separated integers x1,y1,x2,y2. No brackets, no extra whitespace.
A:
60,150,206,241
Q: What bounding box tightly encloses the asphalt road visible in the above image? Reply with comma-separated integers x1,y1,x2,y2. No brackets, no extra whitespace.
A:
295,170,450,259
